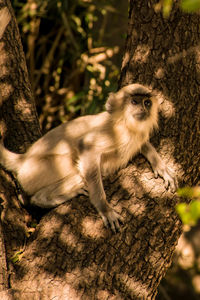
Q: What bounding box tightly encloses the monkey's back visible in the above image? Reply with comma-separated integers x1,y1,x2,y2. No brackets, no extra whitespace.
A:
26,112,110,158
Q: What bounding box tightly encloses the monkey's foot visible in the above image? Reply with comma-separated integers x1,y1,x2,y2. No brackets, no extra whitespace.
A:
99,208,123,233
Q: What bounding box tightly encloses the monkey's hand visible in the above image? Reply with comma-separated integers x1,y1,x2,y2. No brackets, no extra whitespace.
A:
152,161,178,192
141,142,178,193
99,205,123,233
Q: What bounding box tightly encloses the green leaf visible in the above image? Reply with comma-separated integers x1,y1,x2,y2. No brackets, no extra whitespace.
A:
67,91,85,105
176,202,188,215
163,0,173,17
181,0,200,12
176,203,194,225
177,186,193,198
176,200,200,226
177,186,200,199
190,200,200,221
10,250,24,263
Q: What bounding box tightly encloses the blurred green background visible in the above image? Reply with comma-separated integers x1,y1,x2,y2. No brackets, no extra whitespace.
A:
13,0,128,132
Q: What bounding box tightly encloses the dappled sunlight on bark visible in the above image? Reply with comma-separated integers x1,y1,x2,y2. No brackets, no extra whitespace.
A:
1,0,200,299
82,217,106,239
0,7,10,39
132,44,150,63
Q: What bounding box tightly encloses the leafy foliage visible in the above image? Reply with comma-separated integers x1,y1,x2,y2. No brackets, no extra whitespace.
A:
177,187,200,226
13,0,126,131
160,0,200,17
181,0,200,12
162,0,173,17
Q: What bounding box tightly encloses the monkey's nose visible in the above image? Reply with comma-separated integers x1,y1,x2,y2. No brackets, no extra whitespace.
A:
134,112,147,120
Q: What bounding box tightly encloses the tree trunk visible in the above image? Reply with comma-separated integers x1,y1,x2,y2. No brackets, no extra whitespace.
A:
0,0,41,297
1,0,200,299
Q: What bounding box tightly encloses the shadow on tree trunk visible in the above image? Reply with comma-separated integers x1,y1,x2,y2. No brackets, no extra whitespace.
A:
1,1,200,299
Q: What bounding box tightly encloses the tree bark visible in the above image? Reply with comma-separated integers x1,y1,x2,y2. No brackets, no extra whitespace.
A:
1,0,200,299
0,0,41,297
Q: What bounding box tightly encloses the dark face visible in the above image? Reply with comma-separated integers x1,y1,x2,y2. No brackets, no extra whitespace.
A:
130,94,152,121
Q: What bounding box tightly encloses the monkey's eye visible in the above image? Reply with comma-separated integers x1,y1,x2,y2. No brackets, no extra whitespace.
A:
144,99,152,108
131,99,138,105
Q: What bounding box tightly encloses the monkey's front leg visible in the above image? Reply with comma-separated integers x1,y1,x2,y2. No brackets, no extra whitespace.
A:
141,142,178,192
80,153,122,232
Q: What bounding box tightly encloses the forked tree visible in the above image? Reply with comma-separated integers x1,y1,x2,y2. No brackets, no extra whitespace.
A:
0,1,200,299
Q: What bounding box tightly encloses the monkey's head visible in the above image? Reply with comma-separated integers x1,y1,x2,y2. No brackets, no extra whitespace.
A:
105,84,159,133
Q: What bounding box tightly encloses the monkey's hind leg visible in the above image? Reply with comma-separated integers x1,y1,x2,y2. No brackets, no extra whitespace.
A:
30,174,84,208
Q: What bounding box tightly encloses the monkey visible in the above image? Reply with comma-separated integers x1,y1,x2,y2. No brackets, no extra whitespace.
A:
0,84,178,232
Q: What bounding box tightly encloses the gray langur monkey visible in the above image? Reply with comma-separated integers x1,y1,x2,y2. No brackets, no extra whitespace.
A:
0,84,178,232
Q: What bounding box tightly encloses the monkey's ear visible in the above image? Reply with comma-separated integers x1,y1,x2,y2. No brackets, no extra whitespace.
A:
105,93,116,113
151,90,163,105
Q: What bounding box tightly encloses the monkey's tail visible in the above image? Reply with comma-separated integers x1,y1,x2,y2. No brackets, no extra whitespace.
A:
0,142,22,173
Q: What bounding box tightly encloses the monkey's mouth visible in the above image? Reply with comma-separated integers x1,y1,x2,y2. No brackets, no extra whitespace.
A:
134,112,148,121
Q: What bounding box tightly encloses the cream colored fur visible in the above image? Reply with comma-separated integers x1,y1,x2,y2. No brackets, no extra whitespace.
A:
0,84,177,231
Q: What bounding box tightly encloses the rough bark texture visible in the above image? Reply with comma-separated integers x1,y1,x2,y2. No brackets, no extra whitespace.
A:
1,0,200,299
120,0,200,186
0,0,41,297
0,0,41,151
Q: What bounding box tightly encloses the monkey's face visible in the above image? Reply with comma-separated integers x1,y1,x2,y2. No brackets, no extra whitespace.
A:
128,94,152,121
106,83,159,133
123,92,158,133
